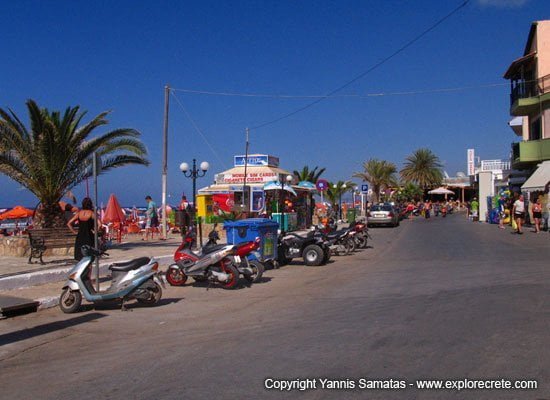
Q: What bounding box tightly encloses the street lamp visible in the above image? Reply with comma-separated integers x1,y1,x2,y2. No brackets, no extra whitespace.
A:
280,174,293,234
338,183,347,221
179,159,209,232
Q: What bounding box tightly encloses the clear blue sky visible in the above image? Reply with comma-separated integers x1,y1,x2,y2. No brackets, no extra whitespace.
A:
1,0,548,207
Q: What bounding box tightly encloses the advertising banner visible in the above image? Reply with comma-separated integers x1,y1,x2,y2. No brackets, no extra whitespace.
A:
212,194,235,214
234,154,279,167
250,190,265,212
467,149,475,176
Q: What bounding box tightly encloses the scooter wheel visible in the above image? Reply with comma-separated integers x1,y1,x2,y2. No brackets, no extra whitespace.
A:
219,262,240,290
244,260,265,283
165,264,188,286
59,288,82,313
136,282,162,306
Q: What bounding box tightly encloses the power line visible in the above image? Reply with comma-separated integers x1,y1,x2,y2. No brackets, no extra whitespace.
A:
170,81,508,99
247,0,470,130
170,92,228,169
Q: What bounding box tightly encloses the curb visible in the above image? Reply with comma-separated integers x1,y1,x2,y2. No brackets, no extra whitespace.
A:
0,254,174,292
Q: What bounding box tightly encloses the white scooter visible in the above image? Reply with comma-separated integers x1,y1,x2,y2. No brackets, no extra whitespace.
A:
59,245,164,313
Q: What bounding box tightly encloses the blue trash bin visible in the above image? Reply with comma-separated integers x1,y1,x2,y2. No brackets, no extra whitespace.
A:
223,218,279,262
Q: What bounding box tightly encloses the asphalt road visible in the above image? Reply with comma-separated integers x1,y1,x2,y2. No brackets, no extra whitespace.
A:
0,214,548,400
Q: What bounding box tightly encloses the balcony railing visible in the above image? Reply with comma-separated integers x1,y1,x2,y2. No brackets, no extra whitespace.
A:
511,138,550,166
510,74,550,106
478,160,511,172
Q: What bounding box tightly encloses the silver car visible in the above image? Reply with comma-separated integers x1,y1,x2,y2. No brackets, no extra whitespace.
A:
367,204,400,227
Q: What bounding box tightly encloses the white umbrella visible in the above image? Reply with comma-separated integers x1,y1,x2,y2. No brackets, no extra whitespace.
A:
428,187,455,195
263,181,297,196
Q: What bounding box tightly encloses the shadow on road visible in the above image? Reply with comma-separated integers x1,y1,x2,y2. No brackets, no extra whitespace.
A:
0,312,107,346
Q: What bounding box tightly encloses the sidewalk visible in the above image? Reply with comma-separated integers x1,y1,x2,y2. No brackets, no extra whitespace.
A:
0,233,186,290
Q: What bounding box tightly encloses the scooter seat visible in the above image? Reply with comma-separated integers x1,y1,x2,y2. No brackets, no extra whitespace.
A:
109,257,150,272
201,244,227,255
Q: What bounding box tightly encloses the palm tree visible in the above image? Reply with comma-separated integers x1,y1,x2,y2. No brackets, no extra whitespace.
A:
325,180,353,213
353,159,397,204
395,182,424,203
400,148,443,189
292,165,326,183
0,100,149,228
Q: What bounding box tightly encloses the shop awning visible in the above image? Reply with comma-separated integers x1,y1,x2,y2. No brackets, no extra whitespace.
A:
521,161,550,191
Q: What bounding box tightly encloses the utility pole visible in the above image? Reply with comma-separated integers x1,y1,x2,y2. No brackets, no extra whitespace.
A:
242,127,250,212
92,152,100,292
161,85,170,240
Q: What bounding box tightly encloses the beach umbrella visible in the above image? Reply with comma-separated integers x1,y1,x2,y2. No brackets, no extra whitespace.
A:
263,181,297,196
102,194,125,223
297,181,317,191
428,187,455,195
0,206,34,220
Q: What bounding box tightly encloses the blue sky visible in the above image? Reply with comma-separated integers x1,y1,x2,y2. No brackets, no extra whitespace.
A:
1,0,548,207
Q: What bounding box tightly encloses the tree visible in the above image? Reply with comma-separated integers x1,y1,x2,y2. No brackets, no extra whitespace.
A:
394,182,424,203
400,148,443,189
292,165,326,183
353,159,397,204
0,100,149,228
325,180,353,211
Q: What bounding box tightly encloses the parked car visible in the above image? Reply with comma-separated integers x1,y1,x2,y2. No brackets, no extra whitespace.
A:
367,204,400,227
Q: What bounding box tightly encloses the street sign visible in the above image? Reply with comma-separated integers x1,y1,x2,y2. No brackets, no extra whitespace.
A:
361,184,369,194
316,179,329,192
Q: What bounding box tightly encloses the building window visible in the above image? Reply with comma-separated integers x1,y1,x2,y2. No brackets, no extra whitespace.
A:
529,117,541,141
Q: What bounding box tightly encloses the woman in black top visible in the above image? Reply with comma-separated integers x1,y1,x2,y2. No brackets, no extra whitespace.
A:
67,197,96,260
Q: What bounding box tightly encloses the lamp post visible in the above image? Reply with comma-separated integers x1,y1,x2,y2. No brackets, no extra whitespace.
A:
280,174,293,233
338,183,347,221
179,159,209,235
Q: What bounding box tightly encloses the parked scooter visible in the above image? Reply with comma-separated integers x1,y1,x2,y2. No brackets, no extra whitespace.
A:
165,230,241,289
59,245,164,313
203,224,265,283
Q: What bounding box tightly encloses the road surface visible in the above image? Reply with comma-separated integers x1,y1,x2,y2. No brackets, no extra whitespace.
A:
0,214,548,399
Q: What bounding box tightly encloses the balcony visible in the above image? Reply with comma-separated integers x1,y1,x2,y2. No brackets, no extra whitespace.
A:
510,74,550,116
511,138,550,168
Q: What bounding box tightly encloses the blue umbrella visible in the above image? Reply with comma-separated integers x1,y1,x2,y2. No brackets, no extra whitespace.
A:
263,181,297,196
297,181,316,191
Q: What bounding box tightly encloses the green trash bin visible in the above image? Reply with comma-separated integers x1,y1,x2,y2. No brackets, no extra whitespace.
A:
346,209,357,223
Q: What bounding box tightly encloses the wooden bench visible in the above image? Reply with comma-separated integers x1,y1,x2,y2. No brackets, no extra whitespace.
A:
27,228,77,264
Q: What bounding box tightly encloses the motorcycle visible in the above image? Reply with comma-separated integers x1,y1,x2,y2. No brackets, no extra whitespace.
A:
315,226,355,256
203,224,265,284
349,220,371,249
165,230,241,289
59,245,164,313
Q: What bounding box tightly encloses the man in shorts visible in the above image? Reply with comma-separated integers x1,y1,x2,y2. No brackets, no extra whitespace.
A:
143,195,158,240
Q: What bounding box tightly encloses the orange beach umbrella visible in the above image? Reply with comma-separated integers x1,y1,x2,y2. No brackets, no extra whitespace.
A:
102,194,125,224
0,206,34,220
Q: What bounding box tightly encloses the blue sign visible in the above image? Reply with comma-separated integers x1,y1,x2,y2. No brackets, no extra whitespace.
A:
361,184,369,193
316,179,329,192
234,154,279,167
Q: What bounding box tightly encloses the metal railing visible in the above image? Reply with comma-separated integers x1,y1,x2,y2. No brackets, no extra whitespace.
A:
510,74,550,106
478,160,511,172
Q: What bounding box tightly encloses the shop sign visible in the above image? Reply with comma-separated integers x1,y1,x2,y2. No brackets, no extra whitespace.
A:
219,172,279,184
234,154,279,167
467,149,475,176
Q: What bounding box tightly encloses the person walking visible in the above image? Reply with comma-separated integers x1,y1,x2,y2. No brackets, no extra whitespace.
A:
142,195,158,240
178,195,191,235
498,195,507,230
512,195,525,234
67,197,97,261
470,197,479,221
532,197,542,233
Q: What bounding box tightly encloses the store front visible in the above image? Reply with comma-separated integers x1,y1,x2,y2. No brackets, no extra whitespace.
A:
197,154,313,230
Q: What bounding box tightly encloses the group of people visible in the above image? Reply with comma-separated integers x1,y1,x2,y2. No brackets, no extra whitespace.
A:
496,191,548,235
404,200,457,219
